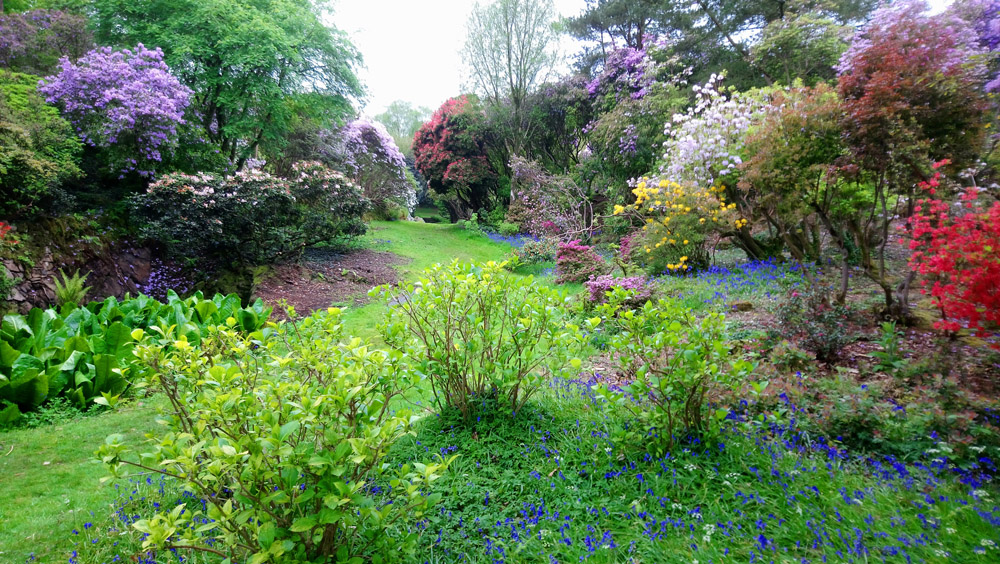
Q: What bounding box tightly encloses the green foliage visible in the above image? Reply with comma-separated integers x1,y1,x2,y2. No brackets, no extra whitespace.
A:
496,221,520,237
512,237,558,265
0,70,81,218
52,268,91,307
99,309,453,563
751,11,850,86
0,263,19,306
0,291,270,420
872,321,907,373
376,261,593,421
91,0,363,167
775,286,855,362
132,165,368,269
596,289,753,454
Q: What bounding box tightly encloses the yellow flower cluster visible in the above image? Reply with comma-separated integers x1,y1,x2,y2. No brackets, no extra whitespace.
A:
614,177,741,245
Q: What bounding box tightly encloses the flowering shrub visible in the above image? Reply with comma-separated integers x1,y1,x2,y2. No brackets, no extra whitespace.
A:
908,166,1000,347
413,96,498,221
133,164,368,269
0,70,81,217
131,170,296,268
614,177,738,275
38,44,191,177
513,237,559,265
583,274,650,306
376,262,592,421
320,119,418,217
555,240,608,284
506,156,589,237
99,309,452,563
0,10,93,76
659,74,770,188
287,160,370,245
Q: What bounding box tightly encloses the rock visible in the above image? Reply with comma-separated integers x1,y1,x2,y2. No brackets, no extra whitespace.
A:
730,301,753,312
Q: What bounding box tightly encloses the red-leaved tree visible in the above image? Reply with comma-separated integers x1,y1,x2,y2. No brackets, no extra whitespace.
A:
412,95,498,222
909,162,1000,347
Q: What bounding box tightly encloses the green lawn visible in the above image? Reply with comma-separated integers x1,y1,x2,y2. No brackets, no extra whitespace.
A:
341,220,530,339
0,397,166,563
0,221,522,563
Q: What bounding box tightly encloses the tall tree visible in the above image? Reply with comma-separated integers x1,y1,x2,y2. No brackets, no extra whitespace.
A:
463,0,558,154
374,100,431,157
91,0,363,169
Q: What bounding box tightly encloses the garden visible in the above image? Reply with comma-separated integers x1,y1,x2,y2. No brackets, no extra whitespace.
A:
2,0,1000,563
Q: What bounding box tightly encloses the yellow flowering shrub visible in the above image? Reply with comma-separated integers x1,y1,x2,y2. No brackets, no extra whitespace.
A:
614,177,740,274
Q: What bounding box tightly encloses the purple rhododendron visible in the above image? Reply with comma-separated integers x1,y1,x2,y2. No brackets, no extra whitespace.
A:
38,44,191,177
0,10,92,75
321,119,417,213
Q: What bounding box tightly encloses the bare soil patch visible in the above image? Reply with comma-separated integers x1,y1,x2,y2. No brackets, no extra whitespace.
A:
255,248,408,319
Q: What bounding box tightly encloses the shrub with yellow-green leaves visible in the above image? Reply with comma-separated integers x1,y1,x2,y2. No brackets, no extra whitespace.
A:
98,309,452,564
614,177,741,275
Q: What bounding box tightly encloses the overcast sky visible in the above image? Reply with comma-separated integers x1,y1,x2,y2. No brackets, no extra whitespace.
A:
332,0,955,117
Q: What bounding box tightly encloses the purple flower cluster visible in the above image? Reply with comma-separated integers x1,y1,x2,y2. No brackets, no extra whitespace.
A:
586,47,652,102
0,10,92,75
584,274,650,304
38,44,191,177
321,119,417,213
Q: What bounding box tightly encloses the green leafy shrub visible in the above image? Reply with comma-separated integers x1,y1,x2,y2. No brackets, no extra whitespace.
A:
775,286,855,362
0,70,82,217
99,309,453,563
376,261,593,421
53,268,91,306
597,288,754,454
288,161,370,244
497,221,520,237
0,291,270,422
513,237,558,265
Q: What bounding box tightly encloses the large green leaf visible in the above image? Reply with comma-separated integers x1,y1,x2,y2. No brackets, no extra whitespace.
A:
5,369,48,410
0,402,22,426
1,315,33,351
97,322,132,357
0,340,18,370
193,300,219,324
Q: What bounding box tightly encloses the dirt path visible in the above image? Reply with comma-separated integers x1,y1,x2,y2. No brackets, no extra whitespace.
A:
255,248,408,319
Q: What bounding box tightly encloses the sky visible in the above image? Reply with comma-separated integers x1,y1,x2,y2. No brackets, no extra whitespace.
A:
332,0,589,116
332,0,956,118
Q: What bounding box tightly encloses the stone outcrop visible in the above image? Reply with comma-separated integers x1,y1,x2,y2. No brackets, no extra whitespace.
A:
2,246,152,314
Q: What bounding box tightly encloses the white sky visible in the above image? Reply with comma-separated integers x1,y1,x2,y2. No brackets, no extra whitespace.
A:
333,0,955,117
332,0,589,116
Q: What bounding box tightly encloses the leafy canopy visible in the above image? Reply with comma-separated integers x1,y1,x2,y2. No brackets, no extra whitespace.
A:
90,0,364,169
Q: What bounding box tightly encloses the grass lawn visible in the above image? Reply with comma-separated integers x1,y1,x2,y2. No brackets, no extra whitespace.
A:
0,397,166,563
0,221,523,563
341,220,546,339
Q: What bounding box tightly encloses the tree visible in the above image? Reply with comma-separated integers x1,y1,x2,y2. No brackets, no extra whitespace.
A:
374,100,430,157
413,96,498,222
91,0,364,169
751,10,850,86
837,0,989,316
463,0,558,154
0,69,81,218
38,44,191,178
0,9,92,76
